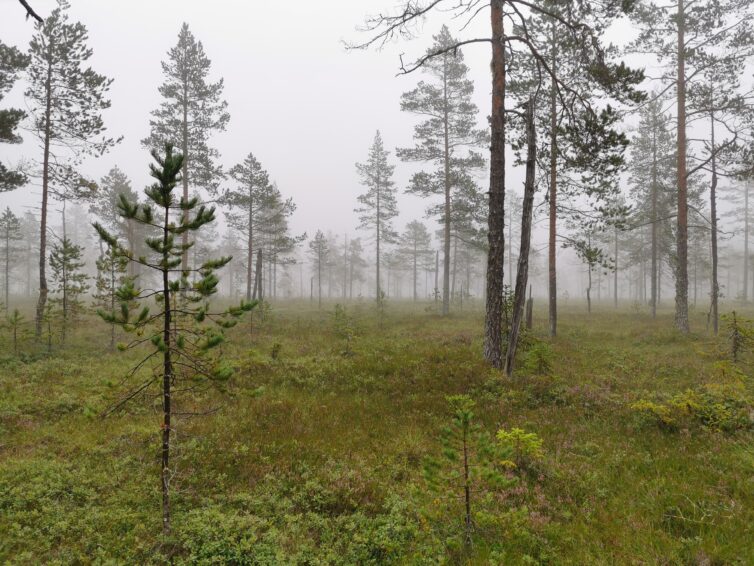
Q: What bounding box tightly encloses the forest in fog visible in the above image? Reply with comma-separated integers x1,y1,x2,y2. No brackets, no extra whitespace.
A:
1,0,754,563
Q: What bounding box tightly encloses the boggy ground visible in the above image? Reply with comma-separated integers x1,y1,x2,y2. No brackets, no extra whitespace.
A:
1,300,753,564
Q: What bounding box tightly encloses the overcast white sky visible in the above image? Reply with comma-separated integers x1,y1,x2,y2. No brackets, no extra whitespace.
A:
0,0,499,244
3,1,750,297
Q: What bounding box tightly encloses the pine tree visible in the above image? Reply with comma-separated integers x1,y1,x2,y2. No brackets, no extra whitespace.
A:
0,40,30,191
25,0,117,336
0,207,22,311
627,97,676,318
687,61,750,335
631,0,753,332
507,0,644,338
142,23,230,273
397,220,433,301
19,211,38,297
722,179,754,301
92,244,129,350
219,152,272,300
346,237,368,299
397,26,486,315
355,131,398,300
308,230,329,309
49,237,89,346
93,144,254,538
353,0,644,366
423,395,516,549
90,167,142,277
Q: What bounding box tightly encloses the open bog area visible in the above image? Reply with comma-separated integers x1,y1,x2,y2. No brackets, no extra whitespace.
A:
2,302,753,564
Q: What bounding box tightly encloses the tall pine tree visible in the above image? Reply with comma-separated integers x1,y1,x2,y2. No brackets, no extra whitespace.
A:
397,26,486,315
143,23,229,273
25,0,117,336
355,131,398,300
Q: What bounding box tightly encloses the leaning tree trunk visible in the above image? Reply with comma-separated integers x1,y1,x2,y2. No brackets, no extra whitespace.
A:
675,0,690,333
504,99,536,377
483,0,506,368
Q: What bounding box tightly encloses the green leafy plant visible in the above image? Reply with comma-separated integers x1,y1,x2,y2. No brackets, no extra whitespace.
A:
496,427,544,472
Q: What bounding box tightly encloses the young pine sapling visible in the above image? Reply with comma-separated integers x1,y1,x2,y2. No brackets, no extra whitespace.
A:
93,144,255,538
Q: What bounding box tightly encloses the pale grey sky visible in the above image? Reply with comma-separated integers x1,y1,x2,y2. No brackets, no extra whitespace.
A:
0,0,496,245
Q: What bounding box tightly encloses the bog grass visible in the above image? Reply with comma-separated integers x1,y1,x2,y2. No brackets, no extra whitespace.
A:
1,299,753,564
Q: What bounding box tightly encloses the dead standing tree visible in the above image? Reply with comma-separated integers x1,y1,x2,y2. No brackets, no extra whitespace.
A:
504,98,536,377
349,0,638,367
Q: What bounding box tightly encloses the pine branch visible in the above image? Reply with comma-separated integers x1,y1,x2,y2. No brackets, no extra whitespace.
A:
18,0,42,23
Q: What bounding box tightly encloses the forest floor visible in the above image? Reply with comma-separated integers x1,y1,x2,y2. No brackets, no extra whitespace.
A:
1,300,753,564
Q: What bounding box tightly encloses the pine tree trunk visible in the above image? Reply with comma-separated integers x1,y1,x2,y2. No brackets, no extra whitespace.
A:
614,225,619,308
247,193,254,301
547,26,558,338
651,130,658,318
744,181,749,301
483,0,506,368
181,90,190,274
35,58,53,337
675,0,690,332
376,173,381,301
710,111,719,335
442,56,451,316
161,208,173,537
4,230,9,310
504,100,535,377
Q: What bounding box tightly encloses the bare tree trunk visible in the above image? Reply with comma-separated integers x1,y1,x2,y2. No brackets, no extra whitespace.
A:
442,56,451,316
35,57,53,337
181,88,190,274
744,180,749,301
526,285,533,331
483,0,506,368
246,196,254,301
547,26,558,338
710,110,719,335
651,130,658,318
504,100,535,377
675,0,690,332
161,208,173,537
434,250,439,308
614,225,619,308
343,234,348,301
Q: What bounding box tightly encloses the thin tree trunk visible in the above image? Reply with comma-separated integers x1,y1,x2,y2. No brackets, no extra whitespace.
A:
504,100,535,377
744,180,749,301
246,194,253,301
35,56,53,337
161,207,173,537
181,88,189,274
548,25,558,338
675,0,690,332
651,130,658,318
710,110,719,335
442,55,451,316
614,224,619,308
483,0,506,368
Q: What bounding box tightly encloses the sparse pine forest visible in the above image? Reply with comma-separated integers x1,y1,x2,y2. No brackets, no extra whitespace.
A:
1,0,754,563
